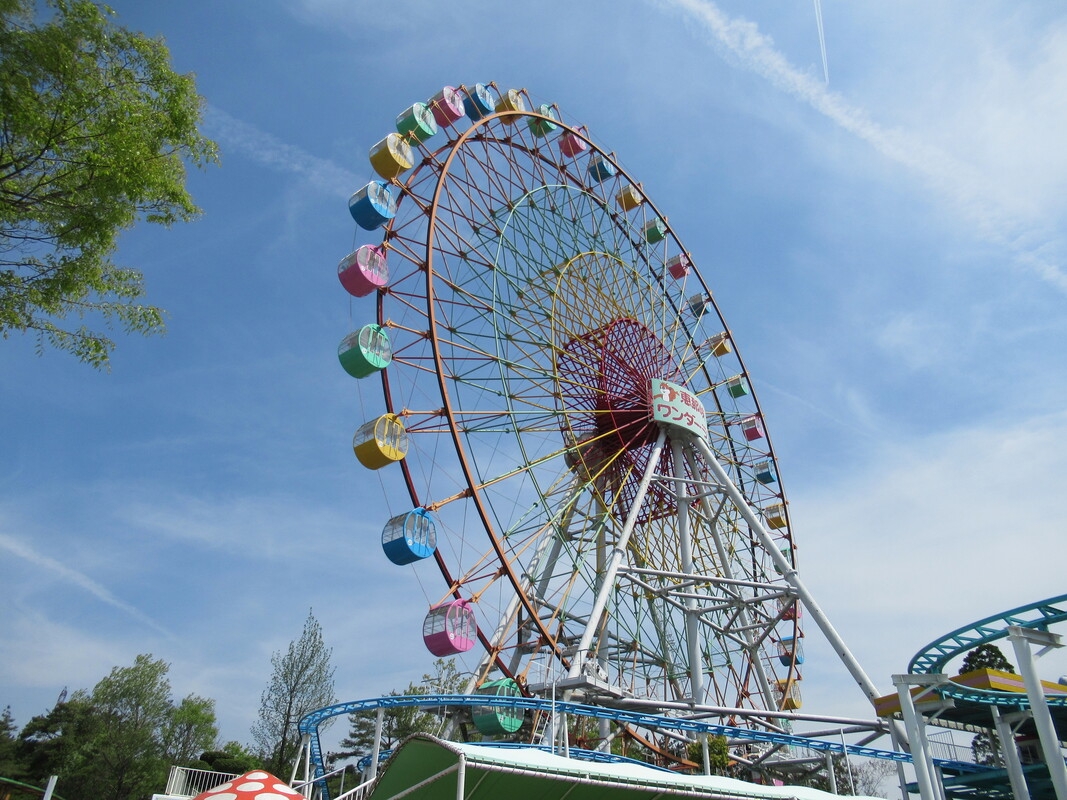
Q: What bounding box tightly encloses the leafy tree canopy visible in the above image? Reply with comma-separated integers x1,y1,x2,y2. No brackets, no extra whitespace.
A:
961,643,1015,674
196,741,263,775
0,0,217,367
960,644,1015,765
0,704,27,781
335,659,466,764
10,654,220,800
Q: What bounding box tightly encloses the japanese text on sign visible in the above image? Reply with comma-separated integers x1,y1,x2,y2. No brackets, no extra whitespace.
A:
651,379,709,441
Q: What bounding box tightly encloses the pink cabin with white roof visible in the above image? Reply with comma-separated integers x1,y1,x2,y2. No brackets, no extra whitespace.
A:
338,245,388,297
429,86,465,126
423,599,477,656
740,415,765,441
559,126,588,158
667,254,690,279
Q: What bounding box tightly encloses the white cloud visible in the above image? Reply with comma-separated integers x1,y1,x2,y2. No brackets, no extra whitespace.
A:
113,489,372,565
0,611,128,691
653,0,1067,290
203,105,362,200
874,313,953,371
794,408,1067,708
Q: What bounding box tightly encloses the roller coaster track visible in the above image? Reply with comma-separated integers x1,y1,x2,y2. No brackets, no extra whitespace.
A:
298,692,915,788
908,593,1067,708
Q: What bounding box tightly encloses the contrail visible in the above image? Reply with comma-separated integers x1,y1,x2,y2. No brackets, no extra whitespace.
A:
653,0,1067,292
813,0,828,84
0,532,170,635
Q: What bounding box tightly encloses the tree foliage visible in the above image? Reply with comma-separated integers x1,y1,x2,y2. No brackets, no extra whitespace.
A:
961,643,1015,674
0,704,26,782
685,734,733,776
196,740,263,775
252,610,337,776
8,654,219,800
335,659,464,764
961,644,1015,765
800,754,896,797
0,0,217,367
16,692,102,791
89,654,176,798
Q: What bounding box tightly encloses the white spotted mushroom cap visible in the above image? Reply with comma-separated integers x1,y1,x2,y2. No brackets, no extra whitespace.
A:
192,770,304,800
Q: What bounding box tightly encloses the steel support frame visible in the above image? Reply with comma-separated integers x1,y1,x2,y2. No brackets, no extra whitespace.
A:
991,706,1032,800
892,673,944,800
1007,625,1067,800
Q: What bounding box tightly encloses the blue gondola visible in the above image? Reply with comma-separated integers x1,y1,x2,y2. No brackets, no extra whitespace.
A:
348,181,397,230
463,83,496,121
382,509,436,565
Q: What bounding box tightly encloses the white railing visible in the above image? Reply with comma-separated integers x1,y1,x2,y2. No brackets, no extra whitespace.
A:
926,731,976,764
164,766,240,797
333,778,376,800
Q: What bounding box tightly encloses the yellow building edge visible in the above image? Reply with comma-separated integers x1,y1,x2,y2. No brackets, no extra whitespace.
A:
874,668,1067,717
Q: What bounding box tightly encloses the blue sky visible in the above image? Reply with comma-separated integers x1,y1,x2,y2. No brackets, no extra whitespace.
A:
2,0,1066,756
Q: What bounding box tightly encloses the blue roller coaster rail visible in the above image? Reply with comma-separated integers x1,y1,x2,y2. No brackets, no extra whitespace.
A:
298,692,919,790
907,593,1067,708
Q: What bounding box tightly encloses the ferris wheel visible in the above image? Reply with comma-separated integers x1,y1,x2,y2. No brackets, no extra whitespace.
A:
338,83,868,743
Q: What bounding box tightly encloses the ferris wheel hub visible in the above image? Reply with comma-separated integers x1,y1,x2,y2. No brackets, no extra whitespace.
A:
557,317,679,458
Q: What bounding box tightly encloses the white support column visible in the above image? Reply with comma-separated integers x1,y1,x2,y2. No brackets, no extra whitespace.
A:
456,752,467,800
673,439,704,707
681,446,777,710
290,733,309,788
692,435,895,716
889,718,912,800
892,674,941,800
991,706,1032,800
567,429,667,678
1007,625,1067,800
369,707,385,780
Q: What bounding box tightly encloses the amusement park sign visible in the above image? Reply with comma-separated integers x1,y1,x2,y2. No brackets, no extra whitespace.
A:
651,379,709,441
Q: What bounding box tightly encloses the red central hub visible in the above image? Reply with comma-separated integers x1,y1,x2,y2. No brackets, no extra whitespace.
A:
557,318,681,519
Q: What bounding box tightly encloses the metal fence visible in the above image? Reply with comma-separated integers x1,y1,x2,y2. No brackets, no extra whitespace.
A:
926,731,976,764
163,766,240,798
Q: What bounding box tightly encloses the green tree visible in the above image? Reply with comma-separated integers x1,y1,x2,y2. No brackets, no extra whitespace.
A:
685,734,733,776
0,0,217,368
90,654,173,799
15,654,218,800
800,754,895,797
197,741,263,775
961,644,1015,766
961,643,1015,674
252,610,336,776
336,688,433,762
335,660,465,764
16,693,103,795
162,694,219,767
0,704,26,780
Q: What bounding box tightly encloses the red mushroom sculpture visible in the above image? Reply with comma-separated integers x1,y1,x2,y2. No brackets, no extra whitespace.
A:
192,770,304,800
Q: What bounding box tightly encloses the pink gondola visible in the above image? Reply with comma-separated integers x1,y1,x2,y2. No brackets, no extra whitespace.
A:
667,254,690,279
740,415,764,441
559,126,588,158
423,599,477,656
338,245,388,297
429,86,465,127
